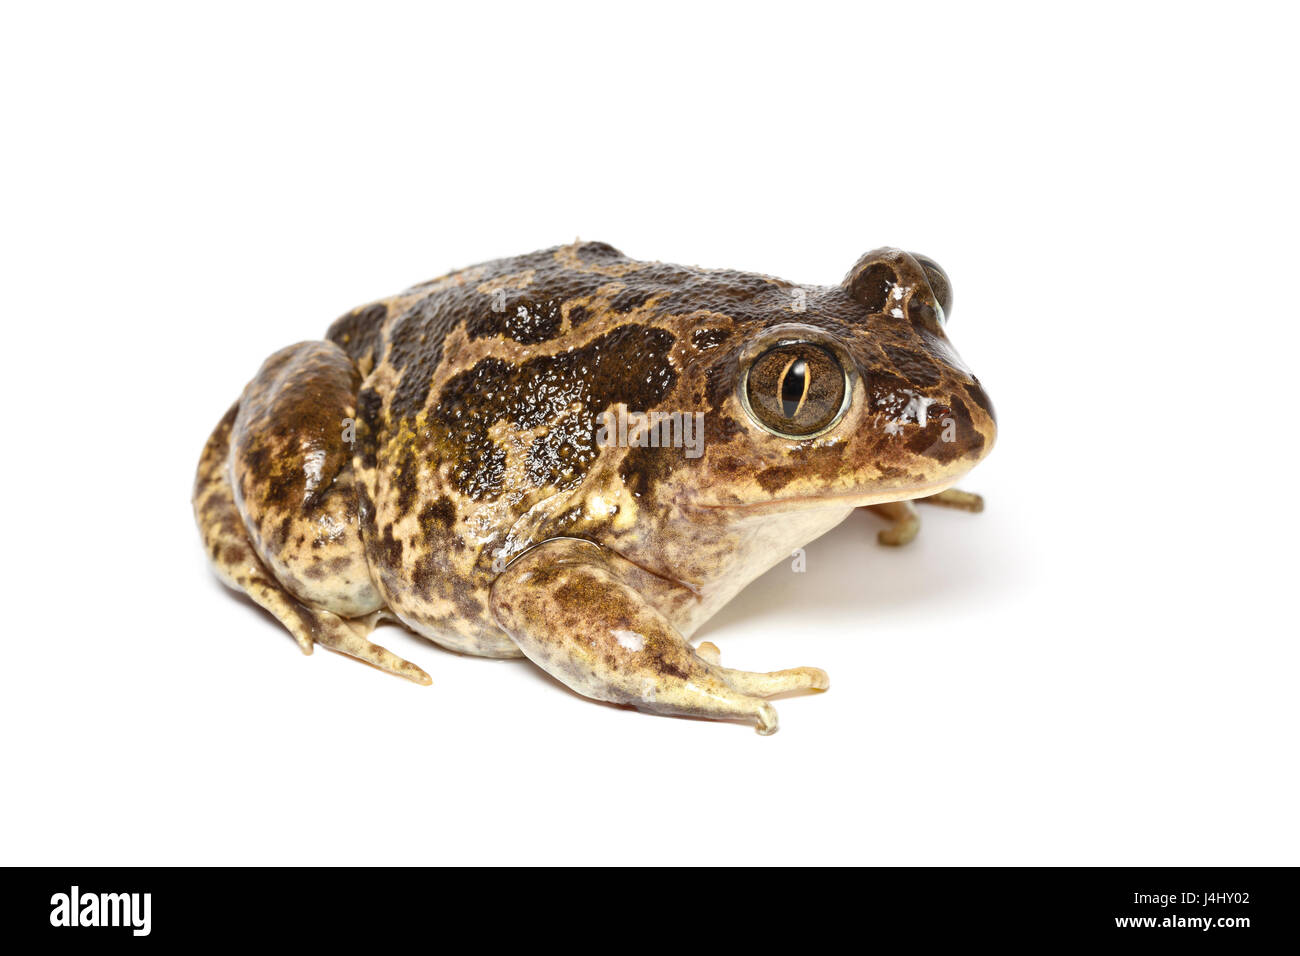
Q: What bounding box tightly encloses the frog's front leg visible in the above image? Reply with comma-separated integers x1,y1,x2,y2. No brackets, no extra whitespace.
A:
862,488,986,547
917,488,984,512
489,539,828,734
864,500,921,546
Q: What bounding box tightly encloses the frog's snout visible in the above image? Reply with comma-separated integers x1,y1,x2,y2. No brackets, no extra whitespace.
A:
965,376,996,433
948,375,997,466
884,375,996,477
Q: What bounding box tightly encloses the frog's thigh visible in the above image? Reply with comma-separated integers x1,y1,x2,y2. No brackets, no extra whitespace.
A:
195,401,430,684
230,340,380,619
489,539,828,735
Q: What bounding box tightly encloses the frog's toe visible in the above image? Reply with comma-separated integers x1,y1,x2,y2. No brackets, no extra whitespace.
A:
315,612,432,686
755,702,779,736
864,489,985,546
714,662,830,698
917,487,985,512
863,501,921,547
695,641,829,697
877,518,920,547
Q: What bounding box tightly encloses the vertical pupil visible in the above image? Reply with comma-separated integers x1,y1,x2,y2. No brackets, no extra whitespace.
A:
781,358,807,417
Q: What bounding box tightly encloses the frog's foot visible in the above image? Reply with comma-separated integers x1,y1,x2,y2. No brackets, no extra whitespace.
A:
491,540,829,734
863,500,920,547
863,488,985,546
251,587,430,686
916,487,984,513
317,610,431,685
695,642,829,697
194,401,430,686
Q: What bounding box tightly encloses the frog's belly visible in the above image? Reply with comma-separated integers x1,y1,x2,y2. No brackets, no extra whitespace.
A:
392,506,853,657
396,602,524,659
666,505,856,638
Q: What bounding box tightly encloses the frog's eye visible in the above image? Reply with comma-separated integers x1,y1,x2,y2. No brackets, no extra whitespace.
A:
909,252,953,322
906,294,944,330
843,248,954,326
743,344,848,438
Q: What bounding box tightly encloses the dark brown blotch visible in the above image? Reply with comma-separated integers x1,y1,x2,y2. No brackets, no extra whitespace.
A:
610,287,653,313
428,325,678,501
906,396,980,463
883,344,942,388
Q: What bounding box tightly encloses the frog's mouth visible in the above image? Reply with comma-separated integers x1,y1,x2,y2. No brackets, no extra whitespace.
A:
687,476,964,516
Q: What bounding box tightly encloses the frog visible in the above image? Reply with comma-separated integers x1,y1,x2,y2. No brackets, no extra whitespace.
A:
193,241,996,734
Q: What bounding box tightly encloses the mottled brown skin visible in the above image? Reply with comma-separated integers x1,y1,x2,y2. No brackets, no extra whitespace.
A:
194,241,996,733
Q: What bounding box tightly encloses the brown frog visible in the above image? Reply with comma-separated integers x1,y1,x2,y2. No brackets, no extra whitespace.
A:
193,242,996,733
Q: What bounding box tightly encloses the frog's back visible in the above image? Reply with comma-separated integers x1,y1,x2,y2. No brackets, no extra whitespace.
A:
326,240,797,370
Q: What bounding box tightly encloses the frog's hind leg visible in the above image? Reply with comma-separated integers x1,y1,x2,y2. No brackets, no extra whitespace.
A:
194,399,431,685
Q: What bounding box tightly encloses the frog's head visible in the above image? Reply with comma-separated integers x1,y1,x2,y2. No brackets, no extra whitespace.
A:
686,247,996,513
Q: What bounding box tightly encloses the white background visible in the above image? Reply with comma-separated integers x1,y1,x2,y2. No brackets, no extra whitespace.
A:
2,2,1296,866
